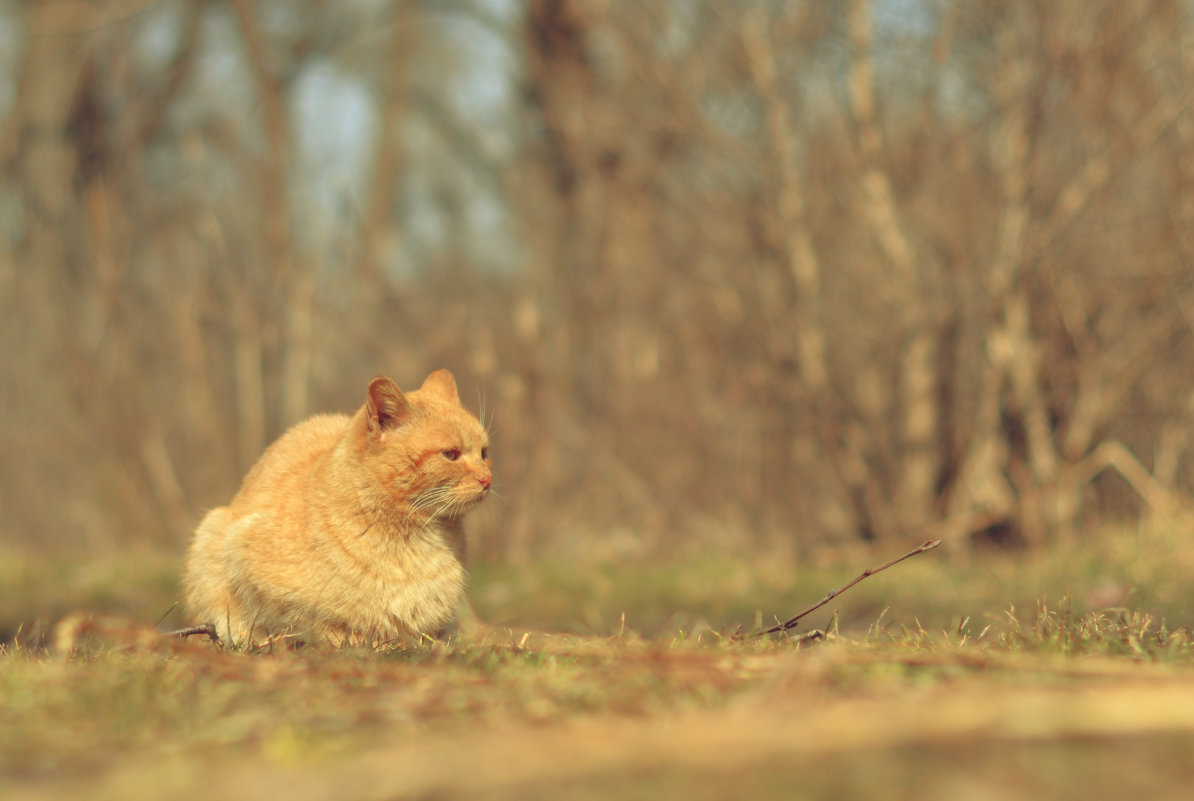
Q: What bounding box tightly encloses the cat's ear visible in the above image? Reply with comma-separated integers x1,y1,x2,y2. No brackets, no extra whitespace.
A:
366,377,411,432
419,369,459,404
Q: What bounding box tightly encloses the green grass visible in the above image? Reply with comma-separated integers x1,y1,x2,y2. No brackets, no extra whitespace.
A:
4,518,1194,800
467,517,1194,638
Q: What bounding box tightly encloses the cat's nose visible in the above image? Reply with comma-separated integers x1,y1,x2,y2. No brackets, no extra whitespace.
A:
477,472,492,490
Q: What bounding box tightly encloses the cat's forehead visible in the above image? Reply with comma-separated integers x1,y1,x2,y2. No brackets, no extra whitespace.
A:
413,400,487,443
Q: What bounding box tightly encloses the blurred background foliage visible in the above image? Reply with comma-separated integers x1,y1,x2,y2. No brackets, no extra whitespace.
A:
3,0,1194,563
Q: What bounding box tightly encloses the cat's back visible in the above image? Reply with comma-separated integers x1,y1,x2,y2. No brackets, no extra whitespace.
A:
230,413,348,509
185,413,348,632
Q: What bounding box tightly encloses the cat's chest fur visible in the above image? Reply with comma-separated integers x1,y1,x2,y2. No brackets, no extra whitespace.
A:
311,518,467,639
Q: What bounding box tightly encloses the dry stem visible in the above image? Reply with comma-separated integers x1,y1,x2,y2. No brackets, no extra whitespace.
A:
164,623,220,643
745,539,942,638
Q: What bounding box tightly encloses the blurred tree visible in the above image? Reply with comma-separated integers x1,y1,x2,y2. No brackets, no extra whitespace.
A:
1,0,1192,559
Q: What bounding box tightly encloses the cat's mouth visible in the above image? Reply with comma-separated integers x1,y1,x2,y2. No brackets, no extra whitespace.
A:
461,486,489,507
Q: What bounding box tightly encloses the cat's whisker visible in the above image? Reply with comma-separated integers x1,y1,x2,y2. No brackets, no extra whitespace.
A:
406,485,467,528
414,497,455,532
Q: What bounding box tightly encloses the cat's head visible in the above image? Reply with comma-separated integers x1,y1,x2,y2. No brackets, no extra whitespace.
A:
353,369,492,521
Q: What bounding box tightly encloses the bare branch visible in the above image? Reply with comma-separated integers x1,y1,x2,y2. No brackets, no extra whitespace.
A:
137,0,206,144
1070,440,1176,514
163,623,220,643
743,539,943,639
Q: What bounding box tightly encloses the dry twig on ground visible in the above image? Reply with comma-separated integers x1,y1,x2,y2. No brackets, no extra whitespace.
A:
165,623,220,643
742,539,943,639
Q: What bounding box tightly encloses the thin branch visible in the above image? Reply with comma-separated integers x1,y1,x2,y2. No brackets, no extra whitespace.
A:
1070,440,1175,514
744,539,942,638
154,601,180,627
227,0,291,285
137,0,206,144
163,623,220,643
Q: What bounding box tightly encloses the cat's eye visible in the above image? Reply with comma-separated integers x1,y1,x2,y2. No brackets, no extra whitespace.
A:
481,447,489,460
442,449,461,462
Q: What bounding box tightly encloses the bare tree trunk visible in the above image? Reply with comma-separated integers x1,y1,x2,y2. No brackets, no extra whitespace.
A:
234,292,267,472
9,3,114,549
281,272,314,429
359,0,415,281
20,4,83,253
516,0,614,557
847,0,939,536
741,8,827,397
941,10,1057,546
742,6,850,544
229,0,310,430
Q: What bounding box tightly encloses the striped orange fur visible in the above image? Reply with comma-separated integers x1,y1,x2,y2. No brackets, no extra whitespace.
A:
183,370,491,646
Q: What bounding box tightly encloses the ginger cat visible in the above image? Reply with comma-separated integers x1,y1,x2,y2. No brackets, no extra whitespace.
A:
184,370,491,647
